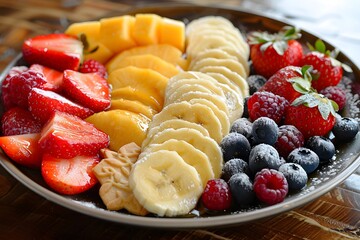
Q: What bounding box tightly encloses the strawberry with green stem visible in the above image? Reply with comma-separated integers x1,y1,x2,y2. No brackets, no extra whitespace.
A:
248,26,303,78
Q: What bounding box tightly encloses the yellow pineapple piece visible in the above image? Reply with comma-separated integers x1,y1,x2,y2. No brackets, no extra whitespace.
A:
106,44,184,72
132,14,162,45
108,54,179,77
99,15,136,53
65,21,100,39
110,99,156,119
86,109,150,151
108,66,168,108
111,86,162,112
159,17,185,52
84,42,114,64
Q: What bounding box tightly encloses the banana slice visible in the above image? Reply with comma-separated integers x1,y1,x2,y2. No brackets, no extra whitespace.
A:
199,65,249,98
129,150,203,217
186,36,238,58
190,57,247,79
142,118,210,147
188,98,230,137
186,16,236,35
191,48,238,62
218,46,250,76
148,101,223,143
140,139,214,187
144,128,223,178
165,84,212,105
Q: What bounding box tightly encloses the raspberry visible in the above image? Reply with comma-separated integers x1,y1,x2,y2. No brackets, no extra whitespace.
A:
275,125,304,158
1,66,28,110
247,91,289,124
1,107,42,136
201,179,232,211
319,86,346,110
79,59,107,79
253,168,288,205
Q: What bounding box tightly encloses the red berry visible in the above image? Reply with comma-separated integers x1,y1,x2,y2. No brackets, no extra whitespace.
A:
1,107,42,136
247,91,289,124
201,179,232,211
320,86,346,111
253,168,288,205
1,66,28,110
79,59,108,79
275,125,305,158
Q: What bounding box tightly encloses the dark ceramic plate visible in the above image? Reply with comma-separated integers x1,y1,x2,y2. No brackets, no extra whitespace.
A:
1,4,360,228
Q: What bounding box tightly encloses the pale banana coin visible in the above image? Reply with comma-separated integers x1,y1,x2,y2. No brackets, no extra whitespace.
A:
199,65,249,98
188,98,230,137
129,150,203,217
140,139,214,188
142,118,210,148
191,48,238,63
218,46,250,76
148,101,223,143
186,16,236,35
144,128,223,178
169,70,218,82
165,84,212,106
190,57,247,80
171,91,230,117
166,78,225,100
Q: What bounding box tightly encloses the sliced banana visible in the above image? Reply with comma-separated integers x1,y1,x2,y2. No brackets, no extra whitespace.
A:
148,101,223,143
186,16,236,35
144,128,223,178
129,150,203,217
218,46,250,76
142,118,210,147
165,83,212,105
191,48,238,63
188,98,230,137
140,139,214,188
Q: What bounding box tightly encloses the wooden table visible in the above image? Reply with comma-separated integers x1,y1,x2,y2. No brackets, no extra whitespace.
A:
1,0,360,239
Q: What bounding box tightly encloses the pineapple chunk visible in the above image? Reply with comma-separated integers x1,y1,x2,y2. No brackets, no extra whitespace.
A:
110,99,156,119
84,42,113,64
108,54,179,78
106,44,184,72
99,15,136,53
133,14,162,45
159,17,185,52
86,110,150,151
65,21,100,40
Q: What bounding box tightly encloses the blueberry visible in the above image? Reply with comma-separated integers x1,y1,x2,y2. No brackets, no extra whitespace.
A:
306,136,335,164
243,97,249,119
251,117,279,145
279,163,308,190
222,158,250,182
248,143,282,174
220,132,251,162
247,75,267,95
229,173,256,208
287,147,319,174
332,117,359,142
230,118,253,139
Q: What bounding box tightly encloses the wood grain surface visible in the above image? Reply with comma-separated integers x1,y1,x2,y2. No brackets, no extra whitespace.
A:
0,0,360,239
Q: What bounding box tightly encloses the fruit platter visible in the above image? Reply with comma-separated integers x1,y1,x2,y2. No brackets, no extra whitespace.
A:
0,5,360,228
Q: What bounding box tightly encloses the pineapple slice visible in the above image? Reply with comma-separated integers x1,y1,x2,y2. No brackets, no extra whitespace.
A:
159,17,185,52
108,54,179,77
133,14,162,45
99,15,136,53
106,44,184,72
86,109,150,151
110,99,156,119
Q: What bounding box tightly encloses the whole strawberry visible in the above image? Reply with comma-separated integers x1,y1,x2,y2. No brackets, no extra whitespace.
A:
302,39,352,91
248,26,303,78
260,66,312,103
284,92,338,139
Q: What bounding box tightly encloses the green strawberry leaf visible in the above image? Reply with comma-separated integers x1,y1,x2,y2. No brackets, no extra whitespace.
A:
272,41,287,55
318,101,331,119
260,41,273,53
290,77,312,94
314,39,326,54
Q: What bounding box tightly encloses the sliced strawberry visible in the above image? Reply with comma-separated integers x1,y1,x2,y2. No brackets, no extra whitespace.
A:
41,154,99,195
30,64,63,92
1,107,42,136
1,66,28,110
39,111,109,159
28,88,93,124
62,70,110,112
0,133,42,168
22,33,83,72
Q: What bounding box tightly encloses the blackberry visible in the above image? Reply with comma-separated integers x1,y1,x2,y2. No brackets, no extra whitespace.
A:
320,86,346,111
248,143,282,174
287,147,319,174
332,117,359,142
247,75,267,95
220,132,251,162
275,125,304,158
230,118,253,139
306,136,335,164
222,158,250,182
279,163,308,190
251,117,279,145
229,173,256,208
247,91,289,124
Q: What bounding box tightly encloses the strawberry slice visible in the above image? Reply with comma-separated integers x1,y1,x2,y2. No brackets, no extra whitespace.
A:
62,70,110,112
28,88,94,124
1,66,28,110
30,64,64,92
1,107,42,136
41,154,99,195
39,111,109,159
0,133,42,168
22,33,83,72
